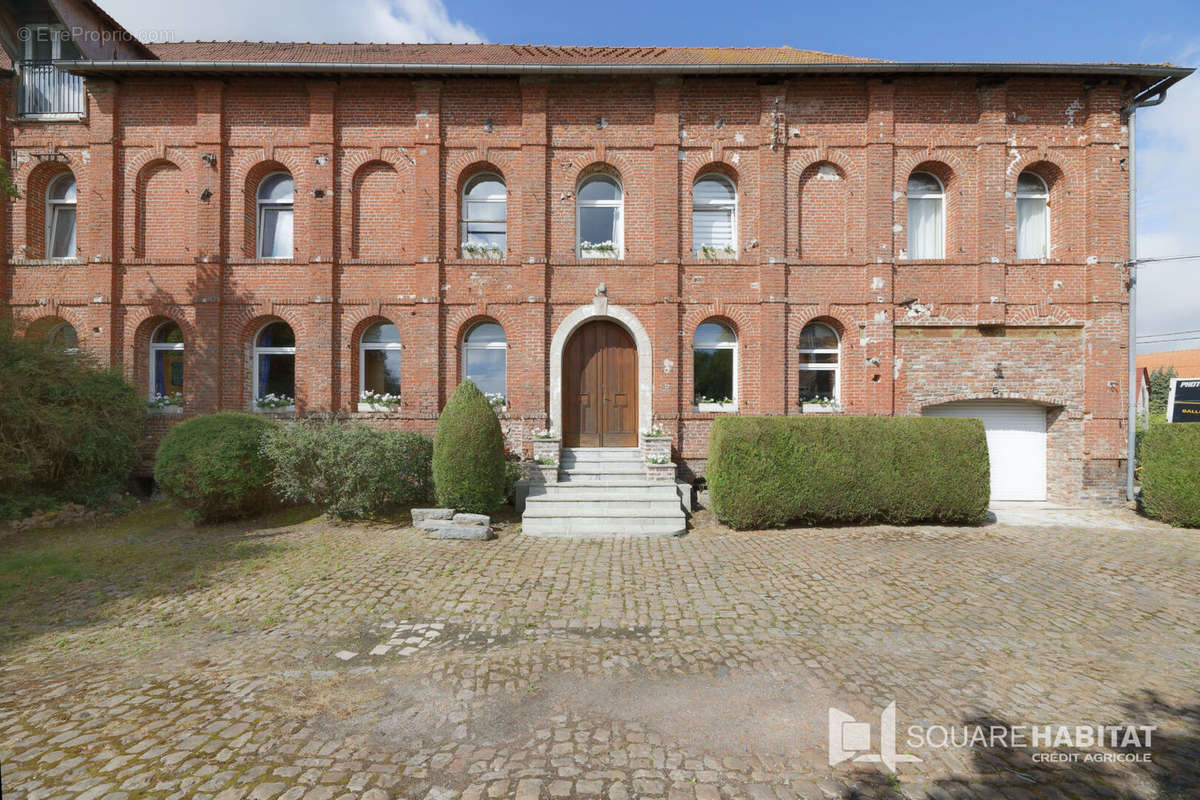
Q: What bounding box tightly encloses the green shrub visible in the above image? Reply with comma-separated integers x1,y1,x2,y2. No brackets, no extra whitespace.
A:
1139,423,1200,527
262,419,432,519
0,328,143,516
433,380,506,514
154,412,279,523
707,416,990,529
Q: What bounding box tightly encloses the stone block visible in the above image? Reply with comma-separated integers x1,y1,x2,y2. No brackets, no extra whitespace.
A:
425,525,494,541
452,512,491,525
411,508,454,523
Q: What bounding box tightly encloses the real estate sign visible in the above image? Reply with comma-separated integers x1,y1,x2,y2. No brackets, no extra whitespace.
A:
1166,378,1200,422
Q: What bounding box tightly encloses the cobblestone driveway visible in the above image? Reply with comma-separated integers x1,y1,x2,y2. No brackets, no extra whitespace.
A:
2,506,1198,800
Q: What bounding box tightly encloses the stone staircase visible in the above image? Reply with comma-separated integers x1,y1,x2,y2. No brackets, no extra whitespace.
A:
521,447,688,537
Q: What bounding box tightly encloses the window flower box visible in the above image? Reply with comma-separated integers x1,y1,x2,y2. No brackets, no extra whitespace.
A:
147,392,183,414
695,244,737,260
694,394,735,413
255,393,295,413
578,240,619,259
460,242,505,260
801,400,841,414
358,390,401,412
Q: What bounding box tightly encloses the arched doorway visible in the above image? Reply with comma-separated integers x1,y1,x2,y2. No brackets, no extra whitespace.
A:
563,320,638,447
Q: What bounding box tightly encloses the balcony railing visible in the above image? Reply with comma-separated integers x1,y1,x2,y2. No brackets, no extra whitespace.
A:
18,62,84,117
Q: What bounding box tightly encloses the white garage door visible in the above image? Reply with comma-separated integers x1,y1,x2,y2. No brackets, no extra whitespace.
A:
923,401,1047,501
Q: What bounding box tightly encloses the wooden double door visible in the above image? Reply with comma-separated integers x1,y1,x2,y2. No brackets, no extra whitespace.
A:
563,320,638,447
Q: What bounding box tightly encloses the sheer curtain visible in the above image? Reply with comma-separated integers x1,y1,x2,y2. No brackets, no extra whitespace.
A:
1017,197,1048,258
261,208,293,259
907,197,943,259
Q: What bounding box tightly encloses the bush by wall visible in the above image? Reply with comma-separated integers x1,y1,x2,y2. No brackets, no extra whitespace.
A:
707,416,990,529
433,380,506,514
1139,422,1200,527
262,419,432,519
0,329,143,518
154,412,279,523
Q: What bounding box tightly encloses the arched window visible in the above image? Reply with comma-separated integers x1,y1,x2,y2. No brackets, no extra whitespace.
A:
692,174,737,258
576,175,623,258
906,171,944,260
359,321,402,407
257,172,294,259
253,322,296,410
462,321,506,407
461,174,507,258
149,322,184,407
46,321,78,353
798,322,839,405
47,173,77,259
1016,171,1050,259
693,321,737,411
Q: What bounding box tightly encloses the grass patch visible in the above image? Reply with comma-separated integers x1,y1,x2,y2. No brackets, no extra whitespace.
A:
0,500,321,648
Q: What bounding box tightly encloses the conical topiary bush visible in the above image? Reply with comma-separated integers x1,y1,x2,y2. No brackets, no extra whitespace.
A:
433,379,506,513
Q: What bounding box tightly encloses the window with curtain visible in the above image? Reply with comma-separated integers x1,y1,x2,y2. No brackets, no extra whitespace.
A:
46,172,77,259
693,321,737,411
1016,171,1050,259
798,322,840,404
254,322,296,409
576,175,623,258
461,174,507,257
359,321,402,406
463,321,507,406
692,174,737,258
906,171,944,260
257,172,294,259
150,322,184,405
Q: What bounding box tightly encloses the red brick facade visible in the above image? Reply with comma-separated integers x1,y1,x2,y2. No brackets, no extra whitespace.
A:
0,60,1162,503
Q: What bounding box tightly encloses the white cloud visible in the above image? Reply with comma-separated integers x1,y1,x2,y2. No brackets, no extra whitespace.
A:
98,0,484,43
1136,44,1200,353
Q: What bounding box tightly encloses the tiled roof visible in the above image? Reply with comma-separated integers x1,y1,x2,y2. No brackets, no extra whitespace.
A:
145,42,879,66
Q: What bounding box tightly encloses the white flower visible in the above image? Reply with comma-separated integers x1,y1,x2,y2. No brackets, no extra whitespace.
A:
360,390,401,407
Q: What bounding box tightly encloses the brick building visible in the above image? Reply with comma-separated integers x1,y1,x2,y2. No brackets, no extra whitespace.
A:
1,0,1191,505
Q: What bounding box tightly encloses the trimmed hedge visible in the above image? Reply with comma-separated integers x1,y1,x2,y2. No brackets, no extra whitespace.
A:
155,412,279,523
433,380,506,514
0,329,143,517
262,419,432,519
707,416,990,529
1139,423,1200,527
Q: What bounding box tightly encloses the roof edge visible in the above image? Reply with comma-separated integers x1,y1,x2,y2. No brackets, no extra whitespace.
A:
55,59,1193,79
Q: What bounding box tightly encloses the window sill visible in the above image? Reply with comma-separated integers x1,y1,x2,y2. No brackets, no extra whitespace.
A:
800,402,841,414
459,252,506,261
695,403,737,413
357,403,401,413
17,113,86,122
254,405,295,415
577,251,621,260
147,405,184,416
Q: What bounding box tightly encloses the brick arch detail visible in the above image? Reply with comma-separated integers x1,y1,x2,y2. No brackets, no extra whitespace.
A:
920,392,1071,411
569,157,632,190
1007,304,1079,326
23,160,76,259
787,149,858,183
23,309,86,341
446,150,515,183
682,306,752,340
127,310,195,398
682,155,741,187
236,153,305,259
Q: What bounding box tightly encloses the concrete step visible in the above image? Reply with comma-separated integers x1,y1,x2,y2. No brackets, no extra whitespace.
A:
560,448,643,465
559,471,647,483
521,515,686,538
523,499,683,516
528,482,681,500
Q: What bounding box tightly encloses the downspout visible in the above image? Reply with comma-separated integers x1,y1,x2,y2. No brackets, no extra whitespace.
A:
1125,79,1173,503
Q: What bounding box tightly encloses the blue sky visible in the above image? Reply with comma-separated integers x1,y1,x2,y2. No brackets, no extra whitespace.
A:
100,0,1200,352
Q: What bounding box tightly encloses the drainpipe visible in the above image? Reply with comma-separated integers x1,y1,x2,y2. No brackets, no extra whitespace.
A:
1125,79,1173,503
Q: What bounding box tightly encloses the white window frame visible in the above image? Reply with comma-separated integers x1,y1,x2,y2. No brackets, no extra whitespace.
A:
252,322,296,412
906,171,945,260
798,323,840,405
461,173,507,258
358,322,403,411
46,173,77,260
576,175,624,259
1016,172,1051,259
148,321,185,408
691,174,737,258
462,322,507,406
256,172,294,259
693,321,738,413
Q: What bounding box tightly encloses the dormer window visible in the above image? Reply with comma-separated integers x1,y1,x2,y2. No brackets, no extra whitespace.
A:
18,25,85,118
